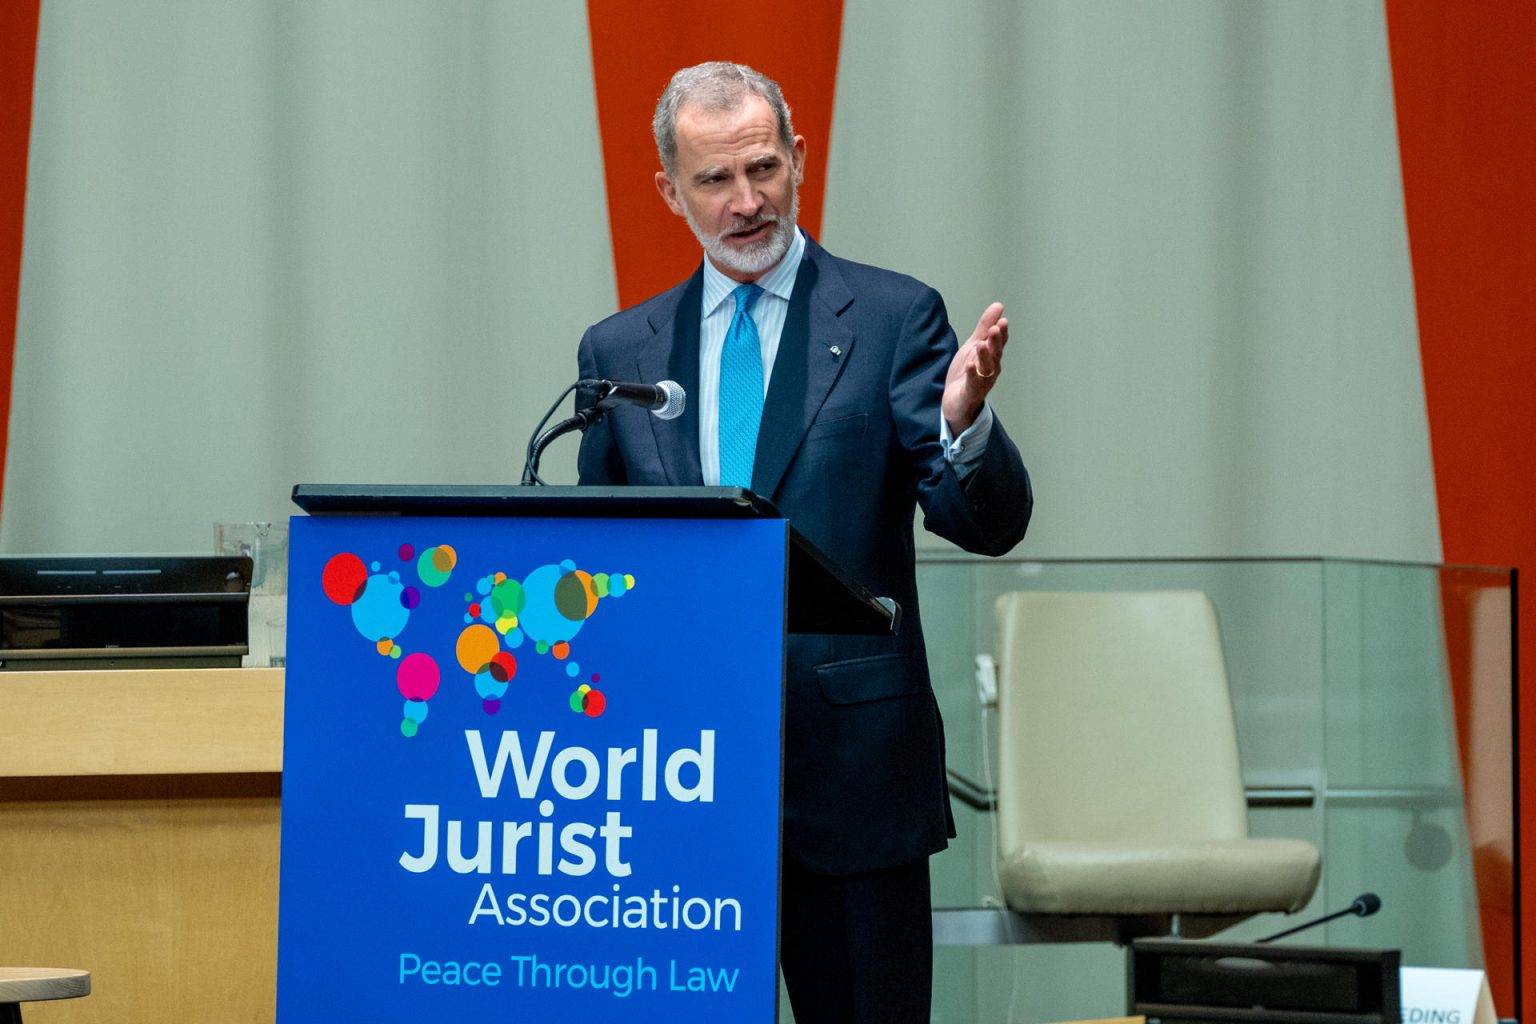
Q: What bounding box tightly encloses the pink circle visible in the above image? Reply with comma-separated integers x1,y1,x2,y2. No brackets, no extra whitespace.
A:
399,543,415,561
396,652,440,701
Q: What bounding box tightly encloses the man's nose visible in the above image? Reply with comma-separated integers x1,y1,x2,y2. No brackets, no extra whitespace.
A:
727,178,762,217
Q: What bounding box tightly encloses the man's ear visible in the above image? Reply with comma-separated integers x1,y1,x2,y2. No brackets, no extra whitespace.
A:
655,171,685,217
791,135,807,186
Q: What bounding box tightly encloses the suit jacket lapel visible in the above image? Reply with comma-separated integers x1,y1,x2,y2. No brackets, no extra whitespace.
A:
638,270,705,486
753,242,855,499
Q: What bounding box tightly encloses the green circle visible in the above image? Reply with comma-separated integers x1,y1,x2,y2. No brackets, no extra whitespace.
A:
401,719,418,738
554,572,592,621
490,578,526,618
416,549,450,588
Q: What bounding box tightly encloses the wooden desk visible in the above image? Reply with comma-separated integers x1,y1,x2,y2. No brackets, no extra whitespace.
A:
0,968,90,1022
0,670,283,1023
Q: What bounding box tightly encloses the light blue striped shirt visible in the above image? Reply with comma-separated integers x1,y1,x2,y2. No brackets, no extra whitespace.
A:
696,228,992,486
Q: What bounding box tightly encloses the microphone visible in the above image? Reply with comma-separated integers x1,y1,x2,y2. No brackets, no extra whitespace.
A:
520,378,688,486
1351,892,1383,916
1257,892,1381,943
592,379,686,421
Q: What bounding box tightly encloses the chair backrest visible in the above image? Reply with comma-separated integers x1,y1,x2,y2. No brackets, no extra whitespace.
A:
994,590,1250,854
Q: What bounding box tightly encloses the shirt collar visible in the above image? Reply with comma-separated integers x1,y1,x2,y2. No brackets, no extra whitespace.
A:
701,227,806,317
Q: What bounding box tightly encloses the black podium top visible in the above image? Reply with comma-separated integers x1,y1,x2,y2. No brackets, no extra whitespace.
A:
291,484,898,637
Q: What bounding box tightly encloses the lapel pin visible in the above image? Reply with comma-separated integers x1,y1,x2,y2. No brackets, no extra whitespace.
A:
829,345,842,358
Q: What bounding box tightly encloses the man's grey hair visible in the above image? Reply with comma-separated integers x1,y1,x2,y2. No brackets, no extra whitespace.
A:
653,62,795,180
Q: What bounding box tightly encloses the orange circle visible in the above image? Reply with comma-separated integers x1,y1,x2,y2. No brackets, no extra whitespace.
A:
455,624,499,673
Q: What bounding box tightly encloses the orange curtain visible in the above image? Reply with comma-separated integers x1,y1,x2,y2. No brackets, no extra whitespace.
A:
585,2,844,310
0,0,41,521
1384,1,1536,1015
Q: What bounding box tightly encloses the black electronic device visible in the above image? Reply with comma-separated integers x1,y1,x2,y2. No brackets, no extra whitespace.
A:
0,555,252,670
1130,939,1401,1024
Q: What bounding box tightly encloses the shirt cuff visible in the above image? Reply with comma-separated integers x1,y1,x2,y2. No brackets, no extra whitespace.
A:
939,403,995,479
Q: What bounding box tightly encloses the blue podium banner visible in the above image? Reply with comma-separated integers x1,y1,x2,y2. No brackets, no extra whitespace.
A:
277,515,787,1022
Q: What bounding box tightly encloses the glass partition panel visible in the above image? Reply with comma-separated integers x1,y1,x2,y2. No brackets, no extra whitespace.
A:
916,557,1516,1024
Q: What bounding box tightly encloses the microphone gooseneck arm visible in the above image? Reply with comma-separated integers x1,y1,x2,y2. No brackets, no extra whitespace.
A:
523,407,603,486
521,380,592,486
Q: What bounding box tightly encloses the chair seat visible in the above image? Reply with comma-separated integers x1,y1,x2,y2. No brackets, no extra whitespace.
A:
1000,837,1321,915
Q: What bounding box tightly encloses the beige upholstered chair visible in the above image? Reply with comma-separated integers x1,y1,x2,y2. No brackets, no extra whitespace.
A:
992,590,1320,938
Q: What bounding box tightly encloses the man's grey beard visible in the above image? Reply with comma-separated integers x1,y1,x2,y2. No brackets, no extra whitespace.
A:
685,190,799,277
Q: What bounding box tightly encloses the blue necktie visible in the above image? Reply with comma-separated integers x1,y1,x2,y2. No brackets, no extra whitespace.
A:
718,283,765,488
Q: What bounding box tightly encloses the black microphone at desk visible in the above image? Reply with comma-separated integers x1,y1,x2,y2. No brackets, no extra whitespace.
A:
1258,892,1381,943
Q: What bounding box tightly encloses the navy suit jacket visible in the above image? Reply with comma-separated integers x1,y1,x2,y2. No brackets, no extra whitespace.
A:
577,237,1032,874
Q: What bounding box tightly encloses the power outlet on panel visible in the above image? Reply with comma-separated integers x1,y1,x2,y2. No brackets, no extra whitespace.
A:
975,653,997,708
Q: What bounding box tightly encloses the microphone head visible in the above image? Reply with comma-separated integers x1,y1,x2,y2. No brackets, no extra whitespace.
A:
653,380,686,421
1351,893,1382,917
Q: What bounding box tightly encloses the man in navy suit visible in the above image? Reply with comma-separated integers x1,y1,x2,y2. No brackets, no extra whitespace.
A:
577,62,1031,1024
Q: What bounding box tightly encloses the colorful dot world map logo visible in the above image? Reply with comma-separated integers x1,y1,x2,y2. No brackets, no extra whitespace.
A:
320,544,633,737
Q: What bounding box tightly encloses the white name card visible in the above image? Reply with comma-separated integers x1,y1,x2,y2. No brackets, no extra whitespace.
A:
1400,967,1496,1024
